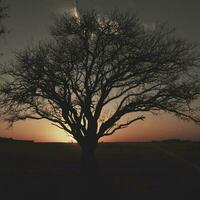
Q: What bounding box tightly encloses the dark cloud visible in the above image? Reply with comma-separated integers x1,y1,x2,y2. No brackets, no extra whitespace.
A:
0,0,199,65
0,0,74,61
79,0,200,42
1,0,199,60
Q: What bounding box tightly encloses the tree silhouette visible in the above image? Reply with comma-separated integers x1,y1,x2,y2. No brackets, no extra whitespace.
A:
0,0,8,37
0,11,200,173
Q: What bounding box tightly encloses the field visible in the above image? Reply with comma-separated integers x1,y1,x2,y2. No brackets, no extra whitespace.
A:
0,141,200,200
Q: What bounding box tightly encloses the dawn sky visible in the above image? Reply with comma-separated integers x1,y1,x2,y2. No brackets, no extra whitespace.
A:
0,0,200,142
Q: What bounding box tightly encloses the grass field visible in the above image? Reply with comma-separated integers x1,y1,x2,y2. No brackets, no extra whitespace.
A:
0,141,200,200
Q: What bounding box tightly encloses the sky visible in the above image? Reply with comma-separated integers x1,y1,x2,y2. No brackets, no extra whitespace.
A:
0,0,200,142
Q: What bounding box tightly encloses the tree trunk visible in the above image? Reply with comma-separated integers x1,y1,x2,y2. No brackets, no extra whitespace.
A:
80,139,98,177
80,142,102,199
81,149,97,174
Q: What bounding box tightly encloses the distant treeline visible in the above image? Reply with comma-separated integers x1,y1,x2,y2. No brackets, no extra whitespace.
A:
0,137,34,143
0,137,194,144
151,139,192,143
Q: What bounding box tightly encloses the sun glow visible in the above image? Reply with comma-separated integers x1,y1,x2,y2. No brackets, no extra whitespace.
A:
0,120,75,143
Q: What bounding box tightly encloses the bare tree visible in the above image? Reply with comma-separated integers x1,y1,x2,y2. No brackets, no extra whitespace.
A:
0,11,200,173
0,0,8,37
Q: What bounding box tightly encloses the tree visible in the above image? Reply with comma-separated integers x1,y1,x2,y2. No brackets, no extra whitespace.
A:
0,0,8,38
0,11,200,173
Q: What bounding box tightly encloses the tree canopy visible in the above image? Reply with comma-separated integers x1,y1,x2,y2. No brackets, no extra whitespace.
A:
0,11,200,151
0,0,8,37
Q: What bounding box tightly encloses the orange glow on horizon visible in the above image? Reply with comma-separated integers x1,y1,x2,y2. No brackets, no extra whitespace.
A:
0,113,200,143
0,120,73,143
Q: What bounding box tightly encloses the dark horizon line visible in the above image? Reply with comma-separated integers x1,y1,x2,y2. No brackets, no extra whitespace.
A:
0,136,199,144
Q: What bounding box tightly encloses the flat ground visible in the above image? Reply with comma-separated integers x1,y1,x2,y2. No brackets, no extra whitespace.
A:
0,141,200,200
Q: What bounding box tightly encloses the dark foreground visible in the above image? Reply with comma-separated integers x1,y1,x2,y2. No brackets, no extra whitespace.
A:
0,141,200,200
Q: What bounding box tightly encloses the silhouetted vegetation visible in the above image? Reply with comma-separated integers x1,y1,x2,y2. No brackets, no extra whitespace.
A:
0,137,33,143
152,139,191,143
0,0,7,34
0,10,200,174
